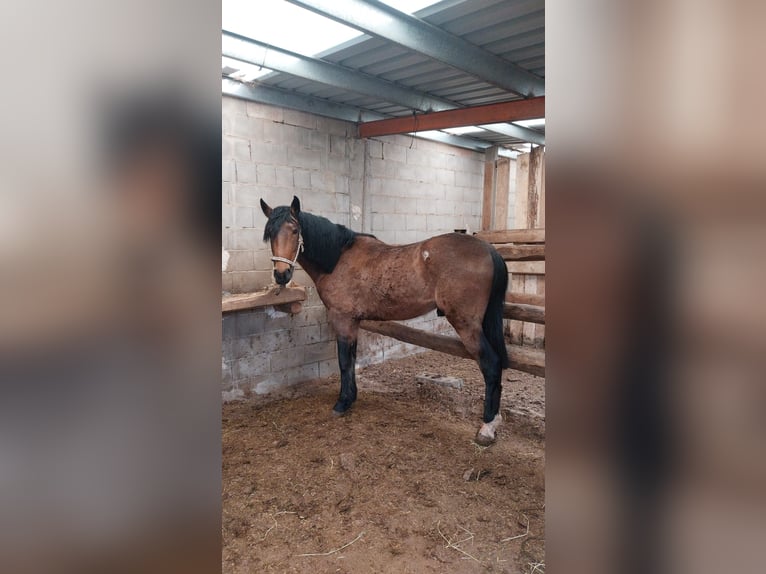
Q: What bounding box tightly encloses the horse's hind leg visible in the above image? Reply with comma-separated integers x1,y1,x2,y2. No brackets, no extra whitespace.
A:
447,316,503,445
329,313,359,415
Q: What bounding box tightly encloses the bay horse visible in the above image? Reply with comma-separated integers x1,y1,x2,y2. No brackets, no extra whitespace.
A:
260,196,509,445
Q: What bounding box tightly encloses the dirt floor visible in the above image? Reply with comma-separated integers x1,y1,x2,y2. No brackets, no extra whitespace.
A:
222,351,545,573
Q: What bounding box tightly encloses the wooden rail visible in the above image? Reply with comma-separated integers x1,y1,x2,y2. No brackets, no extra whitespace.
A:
222,285,306,313
360,320,545,378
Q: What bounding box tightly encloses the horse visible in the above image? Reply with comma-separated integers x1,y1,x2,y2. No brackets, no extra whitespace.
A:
260,196,510,445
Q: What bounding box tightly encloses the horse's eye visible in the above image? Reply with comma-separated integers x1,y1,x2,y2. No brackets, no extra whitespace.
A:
292,228,299,235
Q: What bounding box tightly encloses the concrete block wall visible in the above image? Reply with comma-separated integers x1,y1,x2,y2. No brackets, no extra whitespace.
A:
222,96,485,398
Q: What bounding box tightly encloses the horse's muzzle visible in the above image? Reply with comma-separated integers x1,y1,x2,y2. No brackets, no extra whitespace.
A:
274,268,293,285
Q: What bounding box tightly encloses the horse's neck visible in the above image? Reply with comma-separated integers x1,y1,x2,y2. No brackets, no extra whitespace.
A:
297,254,324,284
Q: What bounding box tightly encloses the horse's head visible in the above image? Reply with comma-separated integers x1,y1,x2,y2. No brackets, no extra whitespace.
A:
260,196,303,286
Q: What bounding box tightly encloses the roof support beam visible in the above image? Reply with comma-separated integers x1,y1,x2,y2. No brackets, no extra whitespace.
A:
358,97,545,138
222,78,490,152
285,0,544,97
223,30,451,113
223,31,543,144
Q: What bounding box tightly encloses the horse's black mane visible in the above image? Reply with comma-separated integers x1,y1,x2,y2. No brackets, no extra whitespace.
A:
264,206,374,274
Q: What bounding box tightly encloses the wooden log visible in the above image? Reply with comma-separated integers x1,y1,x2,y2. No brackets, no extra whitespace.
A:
474,228,545,244
360,320,545,377
222,285,306,313
506,261,545,275
503,303,545,324
494,244,545,261
506,292,545,306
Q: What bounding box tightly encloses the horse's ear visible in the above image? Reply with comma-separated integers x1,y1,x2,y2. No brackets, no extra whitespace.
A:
260,198,272,217
291,196,301,214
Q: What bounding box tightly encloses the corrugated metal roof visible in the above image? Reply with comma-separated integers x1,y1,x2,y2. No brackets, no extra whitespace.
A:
222,0,545,151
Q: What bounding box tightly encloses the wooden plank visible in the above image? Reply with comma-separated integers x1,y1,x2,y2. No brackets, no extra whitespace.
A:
515,152,530,229
527,146,544,228
360,320,545,377
533,275,546,346
222,285,306,313
503,303,545,324
358,97,545,138
506,292,545,307
495,244,544,261
509,275,525,345
506,261,545,275
493,157,510,230
474,228,545,243
522,275,537,345
481,146,498,230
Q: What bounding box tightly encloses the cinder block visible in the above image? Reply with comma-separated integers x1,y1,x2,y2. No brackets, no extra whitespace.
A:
368,140,383,159
250,142,287,165
309,131,328,151
455,170,479,188
303,340,337,363
222,159,235,182
232,270,272,293
329,134,347,156
416,198,435,215
368,157,387,177
405,147,427,166
319,359,339,378
229,228,261,250
270,347,305,371
226,114,264,140
235,161,256,183
252,164,275,186
249,329,292,355
246,101,283,122
286,362,319,384
406,214,425,230
225,250,254,272
234,351,270,379
231,184,260,208
223,136,251,161
310,170,330,191
275,166,293,187
262,120,285,144
295,325,321,346
444,186,463,202
383,142,406,163
393,197,417,215
287,146,322,170
317,116,352,136
222,273,234,293
283,108,317,130
384,214,406,230
222,206,233,229
222,314,237,340
435,169,455,186
235,310,267,337
293,168,310,188
235,207,254,228
222,96,247,116
327,153,349,174
253,249,272,271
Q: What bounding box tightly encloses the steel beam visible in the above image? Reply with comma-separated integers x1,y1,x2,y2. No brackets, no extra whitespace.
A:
286,0,544,97
222,78,489,152
479,122,545,146
223,31,543,143
358,97,544,138
223,30,451,113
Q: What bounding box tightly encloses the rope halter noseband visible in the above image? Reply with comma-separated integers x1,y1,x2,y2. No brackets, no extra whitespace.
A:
270,231,304,270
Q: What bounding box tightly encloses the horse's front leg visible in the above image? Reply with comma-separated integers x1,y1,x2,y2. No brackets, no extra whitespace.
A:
334,335,358,414
329,314,359,415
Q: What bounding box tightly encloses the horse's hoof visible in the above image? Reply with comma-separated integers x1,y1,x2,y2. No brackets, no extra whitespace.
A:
332,401,352,416
474,432,495,447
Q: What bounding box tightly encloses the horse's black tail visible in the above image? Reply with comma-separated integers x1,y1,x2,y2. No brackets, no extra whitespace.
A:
482,248,510,369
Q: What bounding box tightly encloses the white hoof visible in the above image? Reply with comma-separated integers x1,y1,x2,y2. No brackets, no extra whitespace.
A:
477,414,503,442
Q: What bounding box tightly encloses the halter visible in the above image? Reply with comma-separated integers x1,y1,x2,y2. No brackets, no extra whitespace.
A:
270,232,304,269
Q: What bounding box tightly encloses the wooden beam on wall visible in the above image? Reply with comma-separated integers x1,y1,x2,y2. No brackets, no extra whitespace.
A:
495,243,544,261
360,319,545,377
493,157,511,230
222,285,306,313
358,97,545,138
475,228,545,243
481,146,499,230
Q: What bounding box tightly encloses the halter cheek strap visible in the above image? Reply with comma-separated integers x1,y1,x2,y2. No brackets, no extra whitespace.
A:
270,233,304,269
